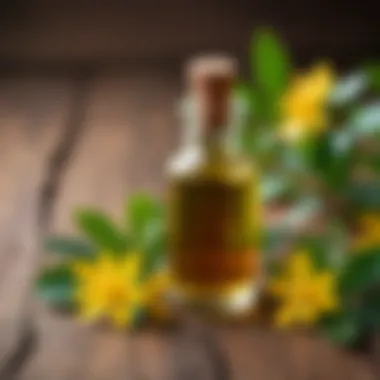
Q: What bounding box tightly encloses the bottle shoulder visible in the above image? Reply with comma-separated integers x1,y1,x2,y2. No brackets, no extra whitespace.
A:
166,146,258,184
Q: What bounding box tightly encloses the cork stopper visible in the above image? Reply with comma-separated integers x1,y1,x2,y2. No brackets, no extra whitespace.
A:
186,55,237,129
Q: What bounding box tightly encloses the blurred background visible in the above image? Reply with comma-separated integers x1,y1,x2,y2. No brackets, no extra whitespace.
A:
1,1,380,379
0,0,377,197
1,0,379,69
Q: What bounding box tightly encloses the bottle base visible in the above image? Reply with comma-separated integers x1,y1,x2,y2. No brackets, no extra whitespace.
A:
170,280,261,319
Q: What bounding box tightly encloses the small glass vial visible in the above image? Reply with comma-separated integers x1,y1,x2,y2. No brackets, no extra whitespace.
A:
166,56,261,317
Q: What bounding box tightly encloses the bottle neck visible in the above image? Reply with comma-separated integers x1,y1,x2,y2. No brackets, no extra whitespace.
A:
179,94,246,154
201,126,230,157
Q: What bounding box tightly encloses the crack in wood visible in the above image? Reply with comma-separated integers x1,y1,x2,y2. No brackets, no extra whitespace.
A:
38,73,93,230
0,319,37,380
0,73,93,379
171,312,232,380
197,328,232,380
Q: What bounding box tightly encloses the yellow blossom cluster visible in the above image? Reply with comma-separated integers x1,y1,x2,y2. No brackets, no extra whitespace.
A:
280,64,334,142
271,251,338,328
354,214,380,251
73,253,170,328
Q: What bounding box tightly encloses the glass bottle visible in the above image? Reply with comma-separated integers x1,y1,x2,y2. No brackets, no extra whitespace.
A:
166,56,261,316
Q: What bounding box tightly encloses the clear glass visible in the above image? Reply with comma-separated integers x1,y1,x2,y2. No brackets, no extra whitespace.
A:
166,95,261,318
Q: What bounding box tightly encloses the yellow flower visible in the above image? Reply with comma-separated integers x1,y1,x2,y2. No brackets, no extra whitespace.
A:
354,214,380,251
280,63,334,142
73,253,141,327
72,253,171,328
271,251,338,328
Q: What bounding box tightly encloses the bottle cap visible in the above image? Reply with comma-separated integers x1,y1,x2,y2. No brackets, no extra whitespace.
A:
186,55,237,129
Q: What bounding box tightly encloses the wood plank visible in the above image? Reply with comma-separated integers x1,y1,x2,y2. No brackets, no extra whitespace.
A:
216,327,375,380
0,76,75,370
20,67,177,380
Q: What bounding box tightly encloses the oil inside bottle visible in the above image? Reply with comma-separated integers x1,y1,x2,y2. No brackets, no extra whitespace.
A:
166,56,261,316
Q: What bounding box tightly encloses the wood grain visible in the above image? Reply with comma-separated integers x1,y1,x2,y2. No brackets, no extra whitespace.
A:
216,328,375,380
0,67,378,379
0,75,74,370
20,68,177,380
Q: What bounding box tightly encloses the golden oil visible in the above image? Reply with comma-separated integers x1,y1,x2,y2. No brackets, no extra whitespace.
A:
166,56,261,315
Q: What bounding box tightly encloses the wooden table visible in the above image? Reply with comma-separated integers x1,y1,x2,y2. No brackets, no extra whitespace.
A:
0,68,378,380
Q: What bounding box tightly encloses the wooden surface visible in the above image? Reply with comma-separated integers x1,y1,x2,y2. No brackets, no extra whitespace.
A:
0,68,378,380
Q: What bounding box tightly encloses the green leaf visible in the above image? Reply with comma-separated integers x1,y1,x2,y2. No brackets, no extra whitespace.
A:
295,236,330,270
126,194,163,247
339,249,380,297
125,194,166,280
329,72,368,107
324,222,350,270
126,194,161,230
321,312,361,347
303,131,332,173
74,209,129,253
282,147,307,173
44,235,96,259
140,242,166,282
331,130,354,154
256,131,281,154
365,152,380,172
252,29,291,99
365,63,380,92
261,176,292,203
139,222,166,281
276,197,321,231
36,265,75,307
347,181,380,211
297,223,348,271
350,102,380,136
328,131,354,189
303,131,353,189
235,82,256,113
360,290,380,328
